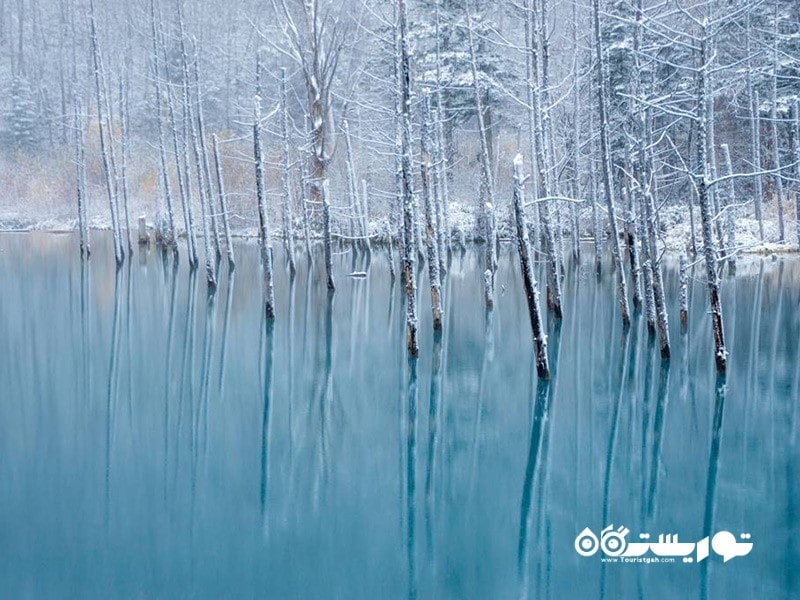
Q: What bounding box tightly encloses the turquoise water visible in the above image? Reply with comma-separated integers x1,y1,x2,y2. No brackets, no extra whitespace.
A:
0,232,798,599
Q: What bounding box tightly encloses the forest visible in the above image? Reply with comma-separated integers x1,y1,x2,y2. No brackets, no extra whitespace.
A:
1,1,799,597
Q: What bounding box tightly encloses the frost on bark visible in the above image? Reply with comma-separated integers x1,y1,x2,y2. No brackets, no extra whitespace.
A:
524,0,562,318
322,179,335,291
184,39,216,292
74,96,90,257
212,134,235,270
298,142,313,263
160,10,197,267
149,0,176,252
280,68,296,277
254,96,275,319
193,54,222,262
696,31,726,373
512,154,549,380
794,100,800,248
720,143,736,269
343,119,360,258
592,0,629,327
398,0,418,356
770,5,785,243
118,73,133,254
89,0,123,266
679,253,688,332
421,96,442,331
465,0,496,309
747,16,764,241
360,179,372,261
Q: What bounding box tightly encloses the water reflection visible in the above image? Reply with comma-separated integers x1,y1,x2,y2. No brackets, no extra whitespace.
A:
0,233,798,599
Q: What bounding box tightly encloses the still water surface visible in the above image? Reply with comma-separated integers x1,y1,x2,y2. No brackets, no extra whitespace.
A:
0,232,798,599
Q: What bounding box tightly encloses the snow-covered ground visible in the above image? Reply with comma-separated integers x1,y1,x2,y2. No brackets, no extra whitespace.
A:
1,194,797,256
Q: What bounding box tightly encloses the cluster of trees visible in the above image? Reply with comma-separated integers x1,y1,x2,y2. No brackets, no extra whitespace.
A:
1,0,798,371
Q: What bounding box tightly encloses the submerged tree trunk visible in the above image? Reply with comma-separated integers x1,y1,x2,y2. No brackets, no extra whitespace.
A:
149,0,176,252
696,31,727,373
184,43,216,291
592,0,629,326
721,143,736,268
254,96,275,318
524,0,562,317
512,154,549,379
89,0,123,266
280,68,296,277
212,134,235,269
398,0,418,356
118,73,132,254
74,96,90,257
465,0,496,309
421,97,442,331
679,253,688,332
322,179,335,291
794,100,800,248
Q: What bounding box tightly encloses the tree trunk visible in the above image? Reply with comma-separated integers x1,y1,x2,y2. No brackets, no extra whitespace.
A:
696,32,726,373
421,97,443,331
513,154,549,379
592,0,630,326
398,0,418,356
280,68,296,277
254,96,275,318
212,133,235,270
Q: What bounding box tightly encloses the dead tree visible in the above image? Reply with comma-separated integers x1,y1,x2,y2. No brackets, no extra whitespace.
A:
591,0,630,326
398,0,418,356
524,0,562,318
695,26,727,372
322,179,335,291
275,0,345,208
74,96,90,257
182,34,216,291
118,73,133,253
88,0,123,266
679,254,688,332
149,0,176,252
512,155,549,380
254,96,276,319
212,134,235,269
465,0,496,309
421,96,442,331
280,68,296,277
